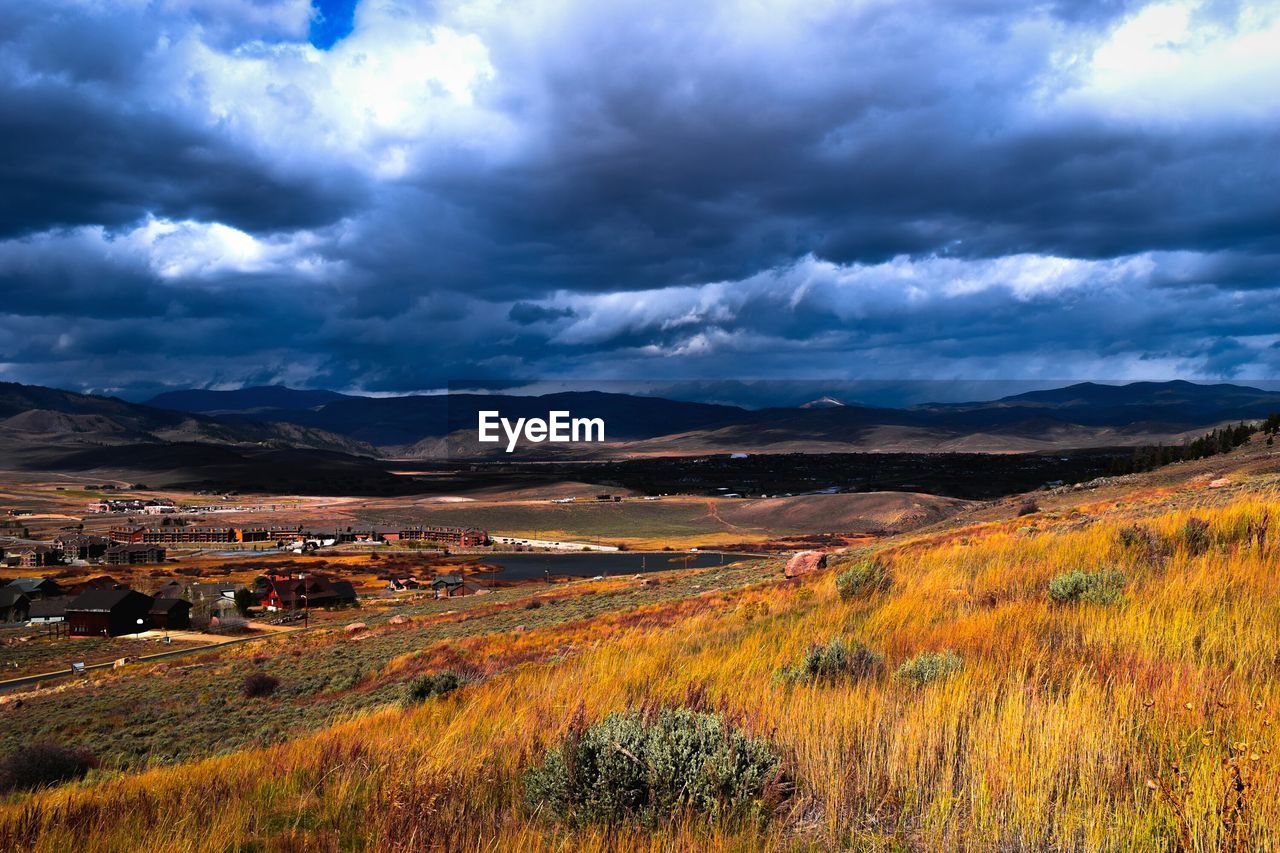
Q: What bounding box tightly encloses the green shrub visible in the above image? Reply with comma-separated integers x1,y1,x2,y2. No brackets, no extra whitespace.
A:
896,650,963,685
834,559,892,601
403,671,462,705
524,708,786,826
241,672,279,698
0,743,96,793
777,638,884,685
1179,517,1211,555
1048,569,1126,605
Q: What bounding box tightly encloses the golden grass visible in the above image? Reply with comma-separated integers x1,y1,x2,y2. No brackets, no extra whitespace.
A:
4,492,1280,850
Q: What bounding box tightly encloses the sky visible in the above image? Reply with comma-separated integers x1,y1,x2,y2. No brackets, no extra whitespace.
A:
1,0,1279,402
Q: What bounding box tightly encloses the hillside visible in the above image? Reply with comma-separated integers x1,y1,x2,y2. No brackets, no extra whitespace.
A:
0,381,378,464
138,380,1280,457
4,436,1280,848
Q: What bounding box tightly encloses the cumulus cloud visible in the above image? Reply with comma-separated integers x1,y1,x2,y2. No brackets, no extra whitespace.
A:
1,0,1278,397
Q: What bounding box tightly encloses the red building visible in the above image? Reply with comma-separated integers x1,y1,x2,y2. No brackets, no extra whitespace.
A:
104,544,167,565
66,589,154,637
398,526,489,547
255,574,357,611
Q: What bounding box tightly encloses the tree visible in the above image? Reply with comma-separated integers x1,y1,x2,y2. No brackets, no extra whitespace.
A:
233,587,256,617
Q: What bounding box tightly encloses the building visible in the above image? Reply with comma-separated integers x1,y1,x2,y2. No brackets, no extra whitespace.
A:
5,577,63,599
66,588,154,637
27,597,68,625
104,544,167,565
108,524,303,545
54,534,112,562
385,576,421,591
429,575,486,598
154,580,239,625
69,575,124,594
398,526,490,547
3,544,62,568
148,598,192,630
255,574,358,611
335,529,382,544
0,589,30,623
109,525,238,545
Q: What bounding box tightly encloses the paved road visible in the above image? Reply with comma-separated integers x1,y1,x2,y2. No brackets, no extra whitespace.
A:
0,624,299,695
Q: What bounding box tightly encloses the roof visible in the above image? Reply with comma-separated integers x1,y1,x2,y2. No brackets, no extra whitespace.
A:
431,575,464,587
149,598,191,613
54,534,110,545
79,575,122,590
5,544,51,555
67,588,151,613
0,589,29,608
5,577,57,593
28,598,68,618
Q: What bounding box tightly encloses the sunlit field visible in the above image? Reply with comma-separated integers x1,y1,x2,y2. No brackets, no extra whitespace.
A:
3,477,1279,851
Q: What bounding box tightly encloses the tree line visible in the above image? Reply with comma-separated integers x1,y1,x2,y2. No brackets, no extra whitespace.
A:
1112,414,1280,475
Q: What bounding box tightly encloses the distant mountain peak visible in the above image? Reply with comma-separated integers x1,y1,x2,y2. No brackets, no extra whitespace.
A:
146,385,353,414
800,395,846,409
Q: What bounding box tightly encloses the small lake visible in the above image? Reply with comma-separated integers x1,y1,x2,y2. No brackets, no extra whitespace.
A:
456,551,763,581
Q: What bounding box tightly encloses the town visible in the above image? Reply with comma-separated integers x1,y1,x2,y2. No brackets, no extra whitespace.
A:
1,508,508,654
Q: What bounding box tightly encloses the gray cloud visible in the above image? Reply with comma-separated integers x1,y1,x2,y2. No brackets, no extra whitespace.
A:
1,0,1278,397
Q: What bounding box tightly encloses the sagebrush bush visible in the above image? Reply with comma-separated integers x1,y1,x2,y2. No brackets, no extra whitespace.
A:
1117,524,1169,564
524,708,786,826
242,672,280,698
1180,517,1212,555
896,650,963,685
834,559,892,601
1017,499,1040,517
1048,569,1126,605
0,743,95,793
403,672,462,705
776,638,884,685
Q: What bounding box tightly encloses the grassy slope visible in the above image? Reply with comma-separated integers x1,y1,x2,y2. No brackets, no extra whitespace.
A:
5,446,1280,849
0,561,779,772
354,492,967,548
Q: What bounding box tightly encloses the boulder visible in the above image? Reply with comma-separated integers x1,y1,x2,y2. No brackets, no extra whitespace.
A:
784,551,827,578
389,615,409,625
1209,477,1231,488
343,622,367,634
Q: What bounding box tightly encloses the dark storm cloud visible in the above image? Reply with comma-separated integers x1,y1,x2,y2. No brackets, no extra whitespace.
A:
1,0,1279,396
0,2,364,238
508,302,575,325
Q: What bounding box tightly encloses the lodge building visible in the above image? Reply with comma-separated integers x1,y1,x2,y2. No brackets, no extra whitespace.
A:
397,526,490,547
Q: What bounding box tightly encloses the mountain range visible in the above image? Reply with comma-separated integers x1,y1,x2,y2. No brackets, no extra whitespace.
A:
2,380,1278,485
139,380,1280,455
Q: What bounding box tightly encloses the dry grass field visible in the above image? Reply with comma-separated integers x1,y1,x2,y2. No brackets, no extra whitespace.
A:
3,445,1280,850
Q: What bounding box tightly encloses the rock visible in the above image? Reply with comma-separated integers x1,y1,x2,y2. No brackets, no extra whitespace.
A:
343,622,367,634
639,578,659,587
513,624,526,633
112,657,137,669
389,615,409,625
1209,477,1231,488
785,551,827,578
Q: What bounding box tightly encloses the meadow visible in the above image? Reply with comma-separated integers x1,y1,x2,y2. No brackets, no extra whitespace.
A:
3,470,1280,849
0,559,778,772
